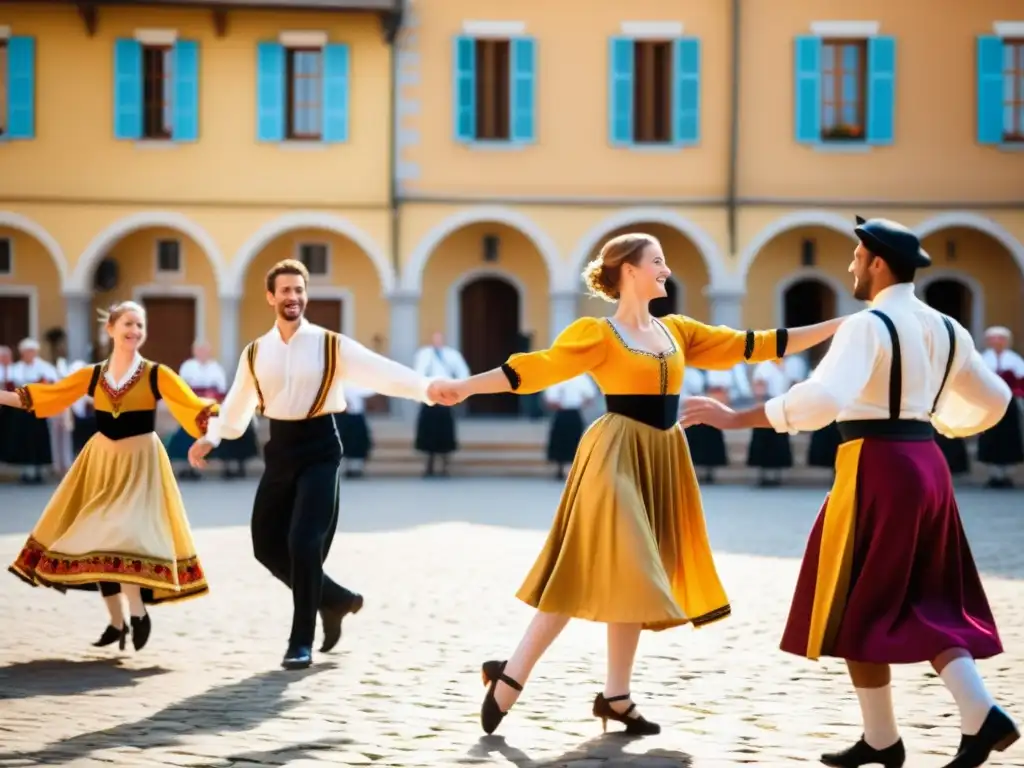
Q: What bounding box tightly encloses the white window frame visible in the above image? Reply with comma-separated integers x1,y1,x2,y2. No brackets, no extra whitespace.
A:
295,241,332,280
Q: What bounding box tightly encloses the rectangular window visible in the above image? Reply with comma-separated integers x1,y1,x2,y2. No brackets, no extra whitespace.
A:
286,47,323,140
299,243,329,276
0,40,7,137
0,238,11,275
821,39,867,141
156,240,181,273
632,40,673,144
1004,39,1024,142
142,45,173,140
474,39,510,141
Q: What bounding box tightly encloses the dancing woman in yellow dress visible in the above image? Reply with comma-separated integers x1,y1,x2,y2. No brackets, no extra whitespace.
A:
0,301,219,652
440,233,846,736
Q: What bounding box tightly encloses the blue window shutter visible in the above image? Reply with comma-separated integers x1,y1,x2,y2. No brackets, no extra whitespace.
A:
114,38,142,140
608,36,634,146
323,43,350,142
172,40,199,142
976,35,1004,145
866,36,896,145
256,42,285,142
510,36,536,143
794,36,821,144
453,35,476,142
672,37,700,145
6,36,35,140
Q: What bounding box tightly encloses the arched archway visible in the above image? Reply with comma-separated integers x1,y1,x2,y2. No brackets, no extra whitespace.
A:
918,226,1019,343
567,209,725,293
0,213,67,351
72,213,225,369
780,275,839,368
454,271,523,416
737,210,855,285
576,223,709,321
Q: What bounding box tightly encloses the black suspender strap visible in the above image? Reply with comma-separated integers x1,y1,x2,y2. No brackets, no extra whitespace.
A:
87,365,102,398
246,342,265,415
307,331,339,419
868,309,902,421
931,316,957,415
148,363,163,401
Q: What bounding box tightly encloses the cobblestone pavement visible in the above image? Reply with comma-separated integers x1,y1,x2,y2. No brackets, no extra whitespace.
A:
0,478,1022,768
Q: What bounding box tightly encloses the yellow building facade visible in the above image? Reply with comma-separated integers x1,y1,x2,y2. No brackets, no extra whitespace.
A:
1,0,1023,412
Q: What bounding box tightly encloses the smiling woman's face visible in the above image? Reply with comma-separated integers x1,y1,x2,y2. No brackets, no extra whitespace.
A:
108,310,146,352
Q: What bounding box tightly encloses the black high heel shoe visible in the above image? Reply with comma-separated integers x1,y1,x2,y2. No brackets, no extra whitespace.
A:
93,623,128,651
130,614,151,651
480,659,523,735
592,693,661,736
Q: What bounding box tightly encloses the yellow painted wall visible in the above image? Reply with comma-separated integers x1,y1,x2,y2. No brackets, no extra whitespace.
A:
402,0,733,199
0,4,391,207
0,227,64,338
576,223,711,321
740,0,1024,202
417,222,550,347
88,227,220,350
239,229,389,346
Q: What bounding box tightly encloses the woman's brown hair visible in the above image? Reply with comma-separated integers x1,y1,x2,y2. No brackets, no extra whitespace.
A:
581,232,659,302
97,300,147,328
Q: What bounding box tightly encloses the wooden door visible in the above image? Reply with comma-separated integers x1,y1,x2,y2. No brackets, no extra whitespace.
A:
649,278,679,318
460,277,520,416
142,297,196,371
305,299,343,333
784,280,837,367
0,295,30,351
924,280,972,328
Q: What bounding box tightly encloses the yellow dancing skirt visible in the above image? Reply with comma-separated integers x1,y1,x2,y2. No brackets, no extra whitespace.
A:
9,432,209,604
516,413,730,630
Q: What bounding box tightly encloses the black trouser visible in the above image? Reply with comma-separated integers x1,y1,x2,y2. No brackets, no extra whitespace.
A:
253,415,357,647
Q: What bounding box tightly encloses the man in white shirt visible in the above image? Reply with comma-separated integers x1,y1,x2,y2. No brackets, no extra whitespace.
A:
189,259,453,670
413,333,470,477
682,217,1018,768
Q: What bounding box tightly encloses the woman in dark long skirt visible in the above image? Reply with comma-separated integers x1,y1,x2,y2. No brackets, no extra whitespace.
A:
746,362,792,487
543,374,597,480
683,368,729,483
336,385,375,479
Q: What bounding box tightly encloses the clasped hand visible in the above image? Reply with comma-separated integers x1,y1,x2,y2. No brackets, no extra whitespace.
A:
426,378,467,407
678,396,739,429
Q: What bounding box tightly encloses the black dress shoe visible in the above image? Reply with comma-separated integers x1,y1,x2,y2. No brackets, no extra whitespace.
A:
130,614,151,651
93,623,129,650
282,645,313,670
319,594,364,654
942,707,1020,768
821,737,905,768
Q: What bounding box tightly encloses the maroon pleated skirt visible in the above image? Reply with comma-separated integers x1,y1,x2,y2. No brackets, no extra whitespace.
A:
781,437,1003,664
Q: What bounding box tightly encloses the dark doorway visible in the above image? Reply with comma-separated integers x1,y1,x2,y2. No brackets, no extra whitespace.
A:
783,279,837,367
923,279,972,328
649,278,679,318
141,296,196,371
460,277,520,416
0,294,30,351
305,298,343,333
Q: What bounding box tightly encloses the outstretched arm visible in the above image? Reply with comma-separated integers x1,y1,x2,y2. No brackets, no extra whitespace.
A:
932,326,1012,438
1,367,93,417
337,335,437,404
156,365,220,439
204,349,260,447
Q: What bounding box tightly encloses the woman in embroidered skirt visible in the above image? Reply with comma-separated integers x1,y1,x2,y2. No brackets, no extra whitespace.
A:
1,302,219,653
439,233,846,737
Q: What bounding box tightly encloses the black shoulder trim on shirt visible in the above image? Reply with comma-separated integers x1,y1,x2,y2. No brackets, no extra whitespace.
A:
775,329,789,358
743,330,755,360
500,363,521,391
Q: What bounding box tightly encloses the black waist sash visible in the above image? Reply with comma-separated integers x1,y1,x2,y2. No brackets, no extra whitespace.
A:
265,413,342,466
267,414,338,444
605,394,680,430
837,309,956,444
95,410,157,440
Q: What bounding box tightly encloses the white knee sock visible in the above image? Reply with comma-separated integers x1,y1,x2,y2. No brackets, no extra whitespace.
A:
121,584,147,618
855,686,900,750
103,594,125,628
939,657,996,735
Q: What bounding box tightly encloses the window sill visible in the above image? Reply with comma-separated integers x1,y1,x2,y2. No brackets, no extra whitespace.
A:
464,141,530,152
624,143,694,153
134,140,179,150
812,142,872,154
997,142,1024,152
278,141,331,151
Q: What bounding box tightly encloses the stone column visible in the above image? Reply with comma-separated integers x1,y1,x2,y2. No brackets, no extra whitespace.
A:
703,286,746,328
219,294,241,380
388,289,421,421
548,290,580,343
63,292,92,361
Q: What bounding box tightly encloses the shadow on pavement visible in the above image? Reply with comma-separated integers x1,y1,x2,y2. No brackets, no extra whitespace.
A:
0,664,333,765
470,733,692,767
189,736,356,766
0,657,169,700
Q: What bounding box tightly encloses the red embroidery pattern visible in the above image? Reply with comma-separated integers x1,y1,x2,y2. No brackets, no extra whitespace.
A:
11,537,207,589
195,403,218,436
99,359,146,412
15,386,33,411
